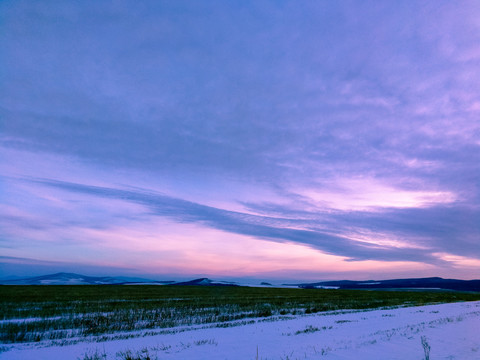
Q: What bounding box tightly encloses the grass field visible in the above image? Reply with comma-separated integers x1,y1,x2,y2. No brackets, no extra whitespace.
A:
1,285,480,344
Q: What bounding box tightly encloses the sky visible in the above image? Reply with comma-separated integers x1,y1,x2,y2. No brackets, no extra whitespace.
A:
1,1,480,282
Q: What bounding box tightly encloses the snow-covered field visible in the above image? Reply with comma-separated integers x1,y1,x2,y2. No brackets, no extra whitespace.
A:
2,301,479,360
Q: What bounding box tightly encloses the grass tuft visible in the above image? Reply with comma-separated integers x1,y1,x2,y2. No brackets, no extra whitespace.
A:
421,335,431,360
116,348,157,360
78,348,107,360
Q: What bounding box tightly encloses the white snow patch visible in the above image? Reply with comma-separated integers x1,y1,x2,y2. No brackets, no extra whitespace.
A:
2,301,480,359
359,282,381,285
314,286,340,289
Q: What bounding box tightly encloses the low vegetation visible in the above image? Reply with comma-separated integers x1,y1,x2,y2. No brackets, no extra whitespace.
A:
421,335,431,360
1,285,479,344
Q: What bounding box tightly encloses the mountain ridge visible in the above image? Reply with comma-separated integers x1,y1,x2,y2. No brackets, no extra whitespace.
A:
0,272,173,285
1,273,479,291
293,276,480,292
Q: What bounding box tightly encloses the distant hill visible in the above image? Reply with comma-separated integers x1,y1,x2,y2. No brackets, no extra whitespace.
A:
1,273,478,292
293,277,480,292
0,273,238,286
172,278,239,286
0,272,173,285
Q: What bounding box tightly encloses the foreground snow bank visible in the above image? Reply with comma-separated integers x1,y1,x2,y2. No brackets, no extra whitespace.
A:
2,301,479,360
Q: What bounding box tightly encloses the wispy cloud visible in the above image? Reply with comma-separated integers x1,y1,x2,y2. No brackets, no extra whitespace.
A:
1,1,479,279
19,177,461,265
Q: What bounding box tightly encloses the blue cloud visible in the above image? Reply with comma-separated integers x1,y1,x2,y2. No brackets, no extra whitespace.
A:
29,178,451,265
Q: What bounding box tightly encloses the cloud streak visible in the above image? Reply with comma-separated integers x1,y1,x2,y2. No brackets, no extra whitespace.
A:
25,177,454,265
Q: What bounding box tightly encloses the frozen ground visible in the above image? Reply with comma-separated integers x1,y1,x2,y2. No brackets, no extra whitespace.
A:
2,301,479,360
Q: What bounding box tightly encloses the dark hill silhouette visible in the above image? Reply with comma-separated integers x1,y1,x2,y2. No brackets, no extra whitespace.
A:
294,277,480,292
1,273,478,291
172,278,239,286
0,272,172,285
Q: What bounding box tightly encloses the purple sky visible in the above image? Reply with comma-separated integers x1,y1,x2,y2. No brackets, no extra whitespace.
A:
1,1,480,281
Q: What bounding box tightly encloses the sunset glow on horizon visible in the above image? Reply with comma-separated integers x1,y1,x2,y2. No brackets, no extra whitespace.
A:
1,1,480,282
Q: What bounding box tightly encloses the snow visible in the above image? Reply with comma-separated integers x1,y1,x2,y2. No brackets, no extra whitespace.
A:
39,278,86,285
0,316,62,325
2,301,479,359
359,282,381,285
313,286,340,289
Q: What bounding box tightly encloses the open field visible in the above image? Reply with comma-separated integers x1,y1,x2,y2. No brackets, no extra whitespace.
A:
1,285,480,348
1,288,479,359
